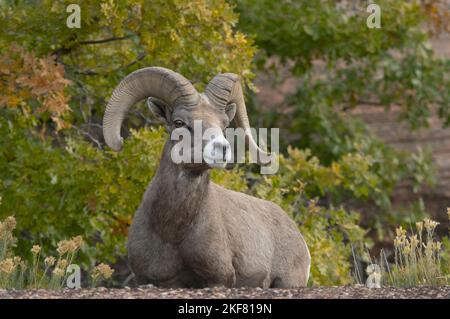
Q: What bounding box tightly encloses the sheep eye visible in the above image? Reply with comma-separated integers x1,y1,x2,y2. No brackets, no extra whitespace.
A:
173,120,184,128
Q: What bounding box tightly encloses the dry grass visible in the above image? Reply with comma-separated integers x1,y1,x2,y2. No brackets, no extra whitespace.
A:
0,214,113,290
356,209,450,287
385,217,448,287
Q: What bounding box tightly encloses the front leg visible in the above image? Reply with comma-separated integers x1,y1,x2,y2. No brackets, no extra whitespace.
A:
128,216,185,287
180,237,236,288
184,251,236,287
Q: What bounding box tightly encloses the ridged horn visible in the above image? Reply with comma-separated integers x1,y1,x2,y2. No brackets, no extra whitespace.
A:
103,67,199,151
204,73,273,165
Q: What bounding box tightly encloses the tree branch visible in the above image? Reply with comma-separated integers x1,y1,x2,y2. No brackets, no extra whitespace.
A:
52,34,136,59
72,124,103,150
341,99,387,112
73,52,147,76
78,35,134,45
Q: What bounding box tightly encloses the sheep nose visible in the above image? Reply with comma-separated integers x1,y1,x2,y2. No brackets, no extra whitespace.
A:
203,127,232,168
213,141,229,160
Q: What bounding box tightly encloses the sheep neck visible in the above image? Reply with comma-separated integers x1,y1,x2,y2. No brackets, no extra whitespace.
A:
148,141,210,242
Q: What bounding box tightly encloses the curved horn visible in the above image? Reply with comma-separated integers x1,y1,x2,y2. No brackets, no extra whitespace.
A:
103,67,199,151
204,74,273,165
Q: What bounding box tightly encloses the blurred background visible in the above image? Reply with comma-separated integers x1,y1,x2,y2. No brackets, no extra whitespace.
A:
0,0,449,287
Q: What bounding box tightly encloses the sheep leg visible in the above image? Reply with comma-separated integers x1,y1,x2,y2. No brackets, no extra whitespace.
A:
181,242,236,288
188,255,236,288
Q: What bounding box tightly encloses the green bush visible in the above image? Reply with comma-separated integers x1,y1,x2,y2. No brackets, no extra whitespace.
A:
0,111,162,264
250,148,371,285
233,0,441,237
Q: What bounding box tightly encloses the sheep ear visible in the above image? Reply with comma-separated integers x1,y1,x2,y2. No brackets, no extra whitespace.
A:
225,103,236,121
147,97,171,125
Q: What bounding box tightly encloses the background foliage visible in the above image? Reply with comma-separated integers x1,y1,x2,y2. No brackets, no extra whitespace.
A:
0,0,448,286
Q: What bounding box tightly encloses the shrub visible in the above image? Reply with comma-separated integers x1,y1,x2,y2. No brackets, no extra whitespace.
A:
234,0,441,240
0,112,162,264
3,1,445,288
251,147,371,285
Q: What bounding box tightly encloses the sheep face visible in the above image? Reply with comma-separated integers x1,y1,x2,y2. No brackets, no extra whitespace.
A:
147,94,236,170
103,67,271,169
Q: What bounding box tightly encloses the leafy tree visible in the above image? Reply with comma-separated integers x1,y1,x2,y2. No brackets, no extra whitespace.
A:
0,0,256,127
233,0,442,229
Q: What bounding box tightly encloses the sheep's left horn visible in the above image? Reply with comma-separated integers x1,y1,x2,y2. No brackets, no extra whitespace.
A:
204,73,274,165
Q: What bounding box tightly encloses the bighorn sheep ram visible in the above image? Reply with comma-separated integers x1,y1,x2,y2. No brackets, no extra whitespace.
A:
102,67,310,288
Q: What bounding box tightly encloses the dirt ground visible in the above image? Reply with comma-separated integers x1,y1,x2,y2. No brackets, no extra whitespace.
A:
1,285,449,299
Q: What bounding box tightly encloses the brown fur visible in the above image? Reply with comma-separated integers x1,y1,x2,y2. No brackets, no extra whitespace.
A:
127,96,311,288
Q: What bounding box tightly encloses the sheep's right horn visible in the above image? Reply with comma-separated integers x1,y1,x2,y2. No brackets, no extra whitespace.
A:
205,74,274,165
103,67,199,151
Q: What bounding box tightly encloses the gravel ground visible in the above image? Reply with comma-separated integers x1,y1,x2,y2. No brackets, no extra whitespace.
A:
1,285,449,299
